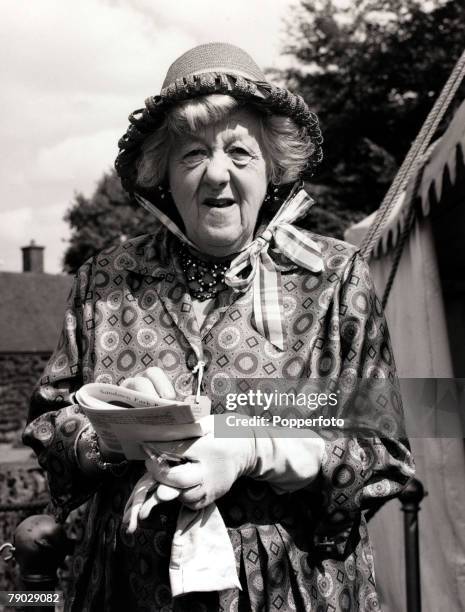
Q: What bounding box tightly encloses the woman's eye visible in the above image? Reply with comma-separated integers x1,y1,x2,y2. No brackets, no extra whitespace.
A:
229,147,252,163
182,149,207,162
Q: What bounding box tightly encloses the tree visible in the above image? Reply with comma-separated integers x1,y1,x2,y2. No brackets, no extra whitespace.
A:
63,171,159,273
281,0,465,236
63,1,465,267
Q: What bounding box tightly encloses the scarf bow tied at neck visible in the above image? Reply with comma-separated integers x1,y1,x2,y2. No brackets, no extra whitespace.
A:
136,185,324,351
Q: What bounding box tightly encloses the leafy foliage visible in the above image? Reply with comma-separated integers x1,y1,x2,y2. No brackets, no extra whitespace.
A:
63,0,465,269
63,172,158,273
281,0,465,237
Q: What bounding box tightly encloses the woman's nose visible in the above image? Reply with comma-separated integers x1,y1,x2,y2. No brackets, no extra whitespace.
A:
203,152,230,186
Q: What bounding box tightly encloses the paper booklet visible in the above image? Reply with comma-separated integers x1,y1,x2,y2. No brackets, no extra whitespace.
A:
75,383,211,460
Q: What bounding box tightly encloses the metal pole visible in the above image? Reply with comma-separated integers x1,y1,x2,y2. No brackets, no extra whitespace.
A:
399,478,426,612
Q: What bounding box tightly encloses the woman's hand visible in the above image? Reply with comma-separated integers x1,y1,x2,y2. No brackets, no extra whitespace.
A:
123,471,181,534
120,366,176,400
145,425,256,511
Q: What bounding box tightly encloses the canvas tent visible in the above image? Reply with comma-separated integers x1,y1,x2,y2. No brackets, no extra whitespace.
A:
345,98,465,611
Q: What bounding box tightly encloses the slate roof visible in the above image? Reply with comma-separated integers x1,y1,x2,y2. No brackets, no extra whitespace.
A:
0,272,73,353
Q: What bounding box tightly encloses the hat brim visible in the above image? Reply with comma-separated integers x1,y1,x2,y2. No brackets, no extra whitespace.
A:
115,72,323,194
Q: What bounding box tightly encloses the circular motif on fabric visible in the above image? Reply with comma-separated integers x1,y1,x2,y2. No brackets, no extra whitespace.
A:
154,584,171,607
283,295,297,318
94,270,110,288
95,373,113,384
302,274,322,293
268,561,286,589
51,353,68,373
339,587,352,612
249,568,266,591
364,590,380,611
64,310,77,331
210,372,232,396
331,464,356,488
114,252,137,271
174,373,194,397
153,531,170,557
365,365,385,380
318,288,334,309
160,310,177,328
167,283,184,302
218,326,241,350
317,571,334,598
282,356,305,379
366,479,391,498
293,313,314,335
100,331,119,352
234,353,259,375
116,349,137,372
341,317,361,344
327,254,346,270
35,421,54,443
60,418,79,437
339,368,358,393
263,340,284,360
351,290,370,315
122,305,138,327
344,555,356,581
140,289,158,310
317,349,336,376
359,441,375,470
158,349,180,372
107,290,123,311
137,328,158,348
378,415,399,436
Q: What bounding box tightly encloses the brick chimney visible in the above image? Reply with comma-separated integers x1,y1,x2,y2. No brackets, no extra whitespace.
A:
21,240,44,273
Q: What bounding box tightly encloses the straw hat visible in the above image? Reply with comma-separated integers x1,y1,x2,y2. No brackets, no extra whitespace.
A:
115,42,323,193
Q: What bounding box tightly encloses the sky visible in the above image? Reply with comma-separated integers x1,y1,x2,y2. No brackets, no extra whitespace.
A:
1,0,296,273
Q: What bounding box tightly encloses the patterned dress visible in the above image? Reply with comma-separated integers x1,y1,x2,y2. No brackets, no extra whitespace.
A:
23,225,414,611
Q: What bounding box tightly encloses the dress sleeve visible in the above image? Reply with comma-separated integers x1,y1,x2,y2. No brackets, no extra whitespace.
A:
22,259,123,522
313,251,415,557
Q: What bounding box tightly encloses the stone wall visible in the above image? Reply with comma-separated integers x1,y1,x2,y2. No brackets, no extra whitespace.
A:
0,353,50,441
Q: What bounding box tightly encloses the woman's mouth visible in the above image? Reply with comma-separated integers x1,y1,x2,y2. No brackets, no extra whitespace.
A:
202,198,235,208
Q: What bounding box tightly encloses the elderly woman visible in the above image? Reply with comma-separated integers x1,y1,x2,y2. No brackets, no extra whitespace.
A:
23,43,414,611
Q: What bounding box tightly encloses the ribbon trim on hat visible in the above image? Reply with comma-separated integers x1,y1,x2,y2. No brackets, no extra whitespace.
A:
135,184,324,351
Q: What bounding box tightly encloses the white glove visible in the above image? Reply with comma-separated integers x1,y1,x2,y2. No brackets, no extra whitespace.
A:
146,415,325,510
145,419,256,510
122,472,181,534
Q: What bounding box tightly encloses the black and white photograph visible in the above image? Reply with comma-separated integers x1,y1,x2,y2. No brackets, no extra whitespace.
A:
0,1,464,610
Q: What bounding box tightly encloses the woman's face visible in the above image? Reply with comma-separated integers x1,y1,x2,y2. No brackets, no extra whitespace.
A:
168,110,268,257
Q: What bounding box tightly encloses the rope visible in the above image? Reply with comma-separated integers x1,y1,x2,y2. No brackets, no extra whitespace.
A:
380,169,423,308
360,49,465,260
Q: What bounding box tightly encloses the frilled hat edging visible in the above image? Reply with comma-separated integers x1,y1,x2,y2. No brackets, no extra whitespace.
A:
115,42,323,192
